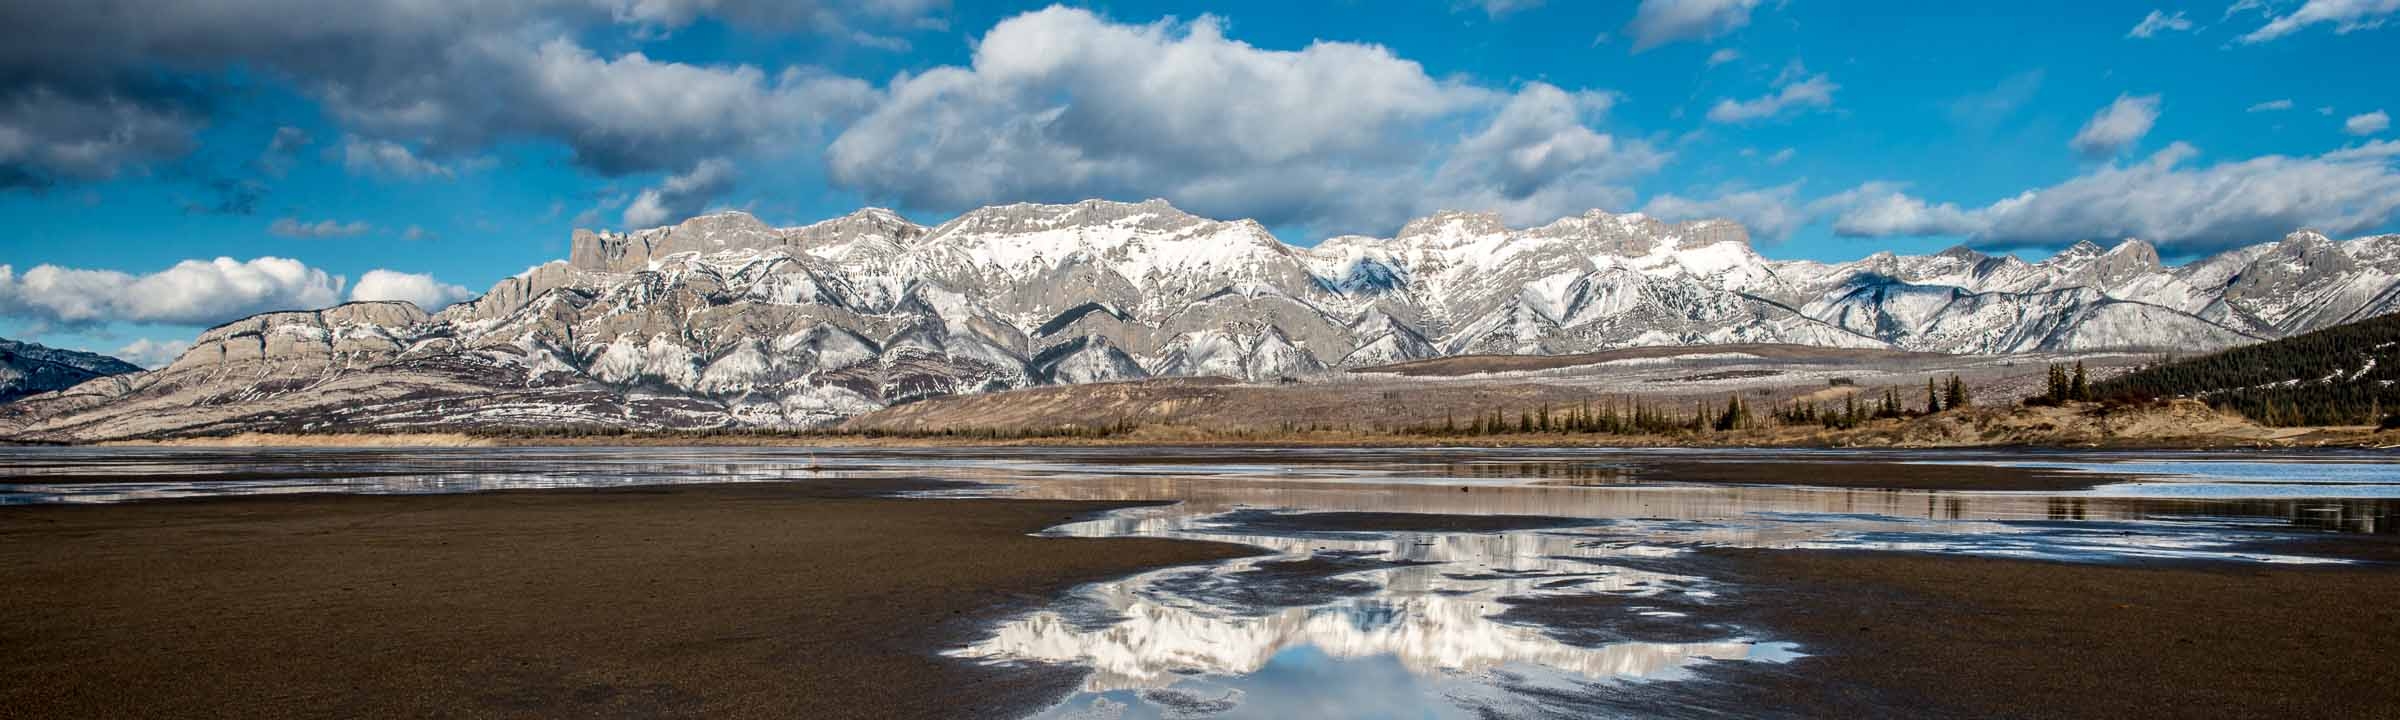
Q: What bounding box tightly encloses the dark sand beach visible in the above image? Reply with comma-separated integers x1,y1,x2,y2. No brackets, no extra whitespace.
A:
3,461,2397,719
0,480,1251,720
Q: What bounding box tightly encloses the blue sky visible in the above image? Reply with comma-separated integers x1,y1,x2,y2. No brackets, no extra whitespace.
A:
2,0,2396,364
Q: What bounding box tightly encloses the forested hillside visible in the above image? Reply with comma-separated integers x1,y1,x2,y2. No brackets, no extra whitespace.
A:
2094,313,2400,426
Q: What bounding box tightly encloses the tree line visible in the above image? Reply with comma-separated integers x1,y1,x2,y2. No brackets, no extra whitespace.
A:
1404,375,1971,437
2090,312,2400,427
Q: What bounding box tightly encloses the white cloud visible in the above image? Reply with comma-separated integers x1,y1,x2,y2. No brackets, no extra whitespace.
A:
340,136,453,179
0,257,344,327
1706,48,1740,67
2347,110,2391,136
2070,93,2162,159
1816,182,1985,237
2248,99,2296,112
349,269,474,311
1641,183,1809,240
1626,0,1762,52
1468,0,1543,17
269,218,373,238
622,157,738,228
111,338,192,369
1826,140,2400,253
827,7,1662,233
2127,10,2196,37
2240,0,2400,43
400,225,433,241
1705,65,1837,123
0,0,898,187
1428,84,1667,225
1766,147,1796,165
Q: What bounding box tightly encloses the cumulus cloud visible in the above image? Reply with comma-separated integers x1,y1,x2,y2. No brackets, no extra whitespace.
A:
0,257,344,327
350,269,474,311
1705,64,1837,123
2240,0,2400,43
1826,140,2400,253
622,158,737,228
2347,110,2391,136
0,0,901,189
1428,84,1667,225
2248,99,2295,112
268,218,373,238
827,7,1662,232
1815,182,1986,237
1641,183,1809,240
2127,10,2196,37
111,338,192,369
1626,0,1762,52
341,136,452,179
2070,94,2161,159
1706,48,1740,67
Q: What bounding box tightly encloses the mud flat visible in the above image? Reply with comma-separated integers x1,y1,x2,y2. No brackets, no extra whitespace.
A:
1607,545,2400,719
3,446,2396,719
0,481,1251,720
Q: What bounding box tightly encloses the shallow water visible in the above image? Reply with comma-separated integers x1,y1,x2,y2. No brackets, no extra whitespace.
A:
1,445,2394,718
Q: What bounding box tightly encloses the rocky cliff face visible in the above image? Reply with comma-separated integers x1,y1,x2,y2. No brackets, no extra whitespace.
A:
0,338,140,404
5,199,2390,440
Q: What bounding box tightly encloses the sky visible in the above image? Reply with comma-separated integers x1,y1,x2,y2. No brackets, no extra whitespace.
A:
1,0,2397,366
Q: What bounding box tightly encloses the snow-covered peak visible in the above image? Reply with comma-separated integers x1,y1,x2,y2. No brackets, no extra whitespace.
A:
2045,240,2108,266
930,198,1204,238
1394,210,1510,245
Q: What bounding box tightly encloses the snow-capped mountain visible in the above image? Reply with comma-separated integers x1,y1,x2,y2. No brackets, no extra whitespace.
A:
0,338,141,404
4,199,2391,439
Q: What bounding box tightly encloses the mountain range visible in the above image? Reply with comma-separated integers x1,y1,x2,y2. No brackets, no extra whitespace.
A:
0,338,142,404
6,198,2397,440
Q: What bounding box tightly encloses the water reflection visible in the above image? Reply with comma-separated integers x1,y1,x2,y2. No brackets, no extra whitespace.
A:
957,514,1797,719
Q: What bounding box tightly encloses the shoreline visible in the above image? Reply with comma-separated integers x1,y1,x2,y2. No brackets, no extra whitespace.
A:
71,426,2399,450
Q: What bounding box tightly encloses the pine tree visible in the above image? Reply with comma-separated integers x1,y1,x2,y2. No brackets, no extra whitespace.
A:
1926,377,1942,414
1944,375,1969,409
2071,361,2090,401
1715,394,1746,431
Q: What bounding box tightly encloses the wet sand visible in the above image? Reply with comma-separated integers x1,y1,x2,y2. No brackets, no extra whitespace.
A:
0,480,1252,720
1584,546,2400,719
1621,459,2120,491
7,471,2400,719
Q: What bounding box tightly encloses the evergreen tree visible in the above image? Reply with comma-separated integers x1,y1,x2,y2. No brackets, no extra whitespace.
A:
2071,361,2090,401
1714,394,1746,431
1944,375,1969,409
1926,377,1942,414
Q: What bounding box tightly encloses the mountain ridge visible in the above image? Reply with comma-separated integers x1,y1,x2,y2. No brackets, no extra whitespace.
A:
5,198,2396,440
0,338,142,404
